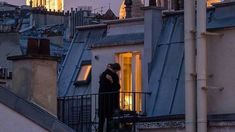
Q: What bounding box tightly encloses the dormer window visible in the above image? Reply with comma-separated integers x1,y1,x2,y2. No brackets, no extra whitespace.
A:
74,61,92,86
77,65,91,81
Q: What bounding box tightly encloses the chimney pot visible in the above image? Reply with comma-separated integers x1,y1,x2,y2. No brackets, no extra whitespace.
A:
27,38,50,56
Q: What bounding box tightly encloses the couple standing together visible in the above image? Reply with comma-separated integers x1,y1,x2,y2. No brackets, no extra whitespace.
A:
98,63,121,132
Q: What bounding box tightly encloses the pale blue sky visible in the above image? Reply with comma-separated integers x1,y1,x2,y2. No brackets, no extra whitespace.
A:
5,0,122,15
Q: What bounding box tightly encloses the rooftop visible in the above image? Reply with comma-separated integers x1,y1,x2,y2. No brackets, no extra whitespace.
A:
0,86,74,132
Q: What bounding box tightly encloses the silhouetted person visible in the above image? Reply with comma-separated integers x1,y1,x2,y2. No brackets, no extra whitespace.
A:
98,63,121,132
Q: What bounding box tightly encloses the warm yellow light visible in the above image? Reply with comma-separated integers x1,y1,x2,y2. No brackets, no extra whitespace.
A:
77,65,92,81
207,0,221,6
117,52,142,112
124,95,132,110
26,0,64,11
119,1,126,19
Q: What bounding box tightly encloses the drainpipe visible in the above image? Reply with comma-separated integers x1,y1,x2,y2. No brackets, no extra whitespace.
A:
168,0,171,10
196,0,207,132
184,0,196,131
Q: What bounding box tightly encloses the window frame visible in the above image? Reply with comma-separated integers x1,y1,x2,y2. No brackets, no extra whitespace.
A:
116,51,143,113
74,60,92,86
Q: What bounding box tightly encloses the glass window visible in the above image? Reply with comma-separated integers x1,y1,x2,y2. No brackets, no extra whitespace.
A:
117,52,142,112
77,65,92,82
74,61,92,86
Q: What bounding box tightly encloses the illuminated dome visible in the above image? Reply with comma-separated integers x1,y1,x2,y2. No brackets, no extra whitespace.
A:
119,0,144,19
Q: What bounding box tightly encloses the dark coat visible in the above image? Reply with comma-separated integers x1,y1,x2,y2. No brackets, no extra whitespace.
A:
98,69,120,118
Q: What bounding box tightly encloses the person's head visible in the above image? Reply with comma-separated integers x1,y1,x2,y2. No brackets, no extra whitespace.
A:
107,63,112,69
110,63,121,73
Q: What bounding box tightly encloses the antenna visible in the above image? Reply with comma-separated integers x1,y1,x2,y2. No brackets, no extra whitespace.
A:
100,6,104,14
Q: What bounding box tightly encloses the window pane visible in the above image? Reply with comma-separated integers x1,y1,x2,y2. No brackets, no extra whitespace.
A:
117,52,142,112
77,65,91,81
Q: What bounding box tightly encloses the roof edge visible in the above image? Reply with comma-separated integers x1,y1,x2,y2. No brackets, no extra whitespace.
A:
76,24,107,31
0,87,74,132
91,40,144,49
212,1,235,7
7,55,61,61
103,17,144,24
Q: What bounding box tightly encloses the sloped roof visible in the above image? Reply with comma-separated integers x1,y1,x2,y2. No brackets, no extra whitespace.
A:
58,28,106,97
0,2,19,8
0,86,74,132
148,14,185,116
207,2,235,30
101,9,117,20
148,2,235,117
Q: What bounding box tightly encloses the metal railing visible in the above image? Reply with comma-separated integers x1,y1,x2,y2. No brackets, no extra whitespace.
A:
57,92,150,132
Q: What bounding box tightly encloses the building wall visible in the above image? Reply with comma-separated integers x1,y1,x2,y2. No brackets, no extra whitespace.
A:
91,44,143,126
0,33,21,88
139,128,184,132
138,127,235,132
0,103,47,132
0,33,21,70
107,21,144,36
207,29,235,114
0,6,16,11
47,36,63,46
31,13,65,28
209,126,235,132
11,59,58,116
91,45,144,94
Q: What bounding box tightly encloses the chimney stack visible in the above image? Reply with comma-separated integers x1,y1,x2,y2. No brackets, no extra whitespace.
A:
142,6,163,111
7,38,60,116
125,0,132,18
149,0,156,6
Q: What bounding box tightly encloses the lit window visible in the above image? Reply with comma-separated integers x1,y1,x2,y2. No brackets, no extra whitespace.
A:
77,65,91,81
74,61,92,86
117,52,142,113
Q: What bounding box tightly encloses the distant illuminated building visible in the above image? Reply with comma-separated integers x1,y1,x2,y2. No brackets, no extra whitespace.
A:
119,1,126,19
207,0,221,6
119,0,144,19
26,0,64,11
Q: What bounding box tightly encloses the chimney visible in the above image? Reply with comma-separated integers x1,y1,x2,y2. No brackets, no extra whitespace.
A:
125,0,132,18
142,6,163,97
149,0,156,6
30,0,33,7
7,38,60,116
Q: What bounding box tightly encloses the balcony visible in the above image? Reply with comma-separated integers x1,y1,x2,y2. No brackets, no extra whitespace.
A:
57,92,150,132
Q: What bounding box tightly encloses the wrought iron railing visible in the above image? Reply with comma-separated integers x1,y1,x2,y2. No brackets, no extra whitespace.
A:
57,92,150,132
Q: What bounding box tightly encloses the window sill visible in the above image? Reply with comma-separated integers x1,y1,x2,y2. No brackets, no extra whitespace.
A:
74,80,90,87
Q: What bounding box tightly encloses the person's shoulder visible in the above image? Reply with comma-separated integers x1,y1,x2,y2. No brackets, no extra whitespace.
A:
100,69,109,78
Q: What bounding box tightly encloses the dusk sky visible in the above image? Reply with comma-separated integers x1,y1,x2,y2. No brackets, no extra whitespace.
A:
5,0,123,15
